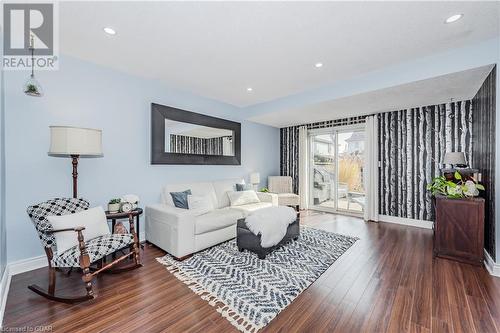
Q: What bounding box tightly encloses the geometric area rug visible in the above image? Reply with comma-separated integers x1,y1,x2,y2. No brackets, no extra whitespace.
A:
157,227,359,333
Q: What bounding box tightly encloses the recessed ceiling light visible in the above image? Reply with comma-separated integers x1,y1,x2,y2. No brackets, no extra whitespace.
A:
103,27,116,35
315,62,323,68
445,14,463,24
247,87,253,92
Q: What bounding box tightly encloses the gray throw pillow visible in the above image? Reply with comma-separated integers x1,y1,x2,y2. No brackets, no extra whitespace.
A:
170,189,192,209
236,183,253,191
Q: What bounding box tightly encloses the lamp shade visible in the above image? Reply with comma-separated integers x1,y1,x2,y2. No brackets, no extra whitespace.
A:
48,126,103,157
250,172,260,184
443,152,466,165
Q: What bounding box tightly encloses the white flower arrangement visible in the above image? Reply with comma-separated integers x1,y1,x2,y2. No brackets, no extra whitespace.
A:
121,194,140,209
463,180,479,197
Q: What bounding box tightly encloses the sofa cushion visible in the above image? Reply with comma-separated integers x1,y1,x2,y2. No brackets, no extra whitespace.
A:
228,190,260,207
170,189,192,209
163,182,217,208
277,193,300,206
212,178,244,208
187,194,214,215
231,202,273,216
195,208,244,235
51,234,134,268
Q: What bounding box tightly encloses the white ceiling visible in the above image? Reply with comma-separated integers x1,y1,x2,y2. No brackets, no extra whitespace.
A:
60,1,499,107
248,65,494,127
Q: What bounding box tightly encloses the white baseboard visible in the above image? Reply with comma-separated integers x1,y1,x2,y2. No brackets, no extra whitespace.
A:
484,249,500,277
0,255,48,326
8,255,47,277
0,266,11,328
378,215,434,229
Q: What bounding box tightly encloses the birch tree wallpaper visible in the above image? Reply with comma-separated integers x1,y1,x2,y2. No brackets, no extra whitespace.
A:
472,66,496,260
378,101,473,221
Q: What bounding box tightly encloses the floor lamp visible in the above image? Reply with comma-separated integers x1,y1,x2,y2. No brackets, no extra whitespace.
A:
48,126,103,198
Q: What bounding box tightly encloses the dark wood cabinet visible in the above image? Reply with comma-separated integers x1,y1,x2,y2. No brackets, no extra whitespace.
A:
434,196,485,266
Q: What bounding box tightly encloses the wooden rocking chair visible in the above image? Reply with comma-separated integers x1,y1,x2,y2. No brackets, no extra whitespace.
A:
26,198,142,303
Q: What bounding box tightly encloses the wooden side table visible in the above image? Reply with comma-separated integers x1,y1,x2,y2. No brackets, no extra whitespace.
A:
105,208,144,249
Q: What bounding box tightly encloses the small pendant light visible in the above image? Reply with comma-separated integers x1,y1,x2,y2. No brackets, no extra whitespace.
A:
23,35,43,97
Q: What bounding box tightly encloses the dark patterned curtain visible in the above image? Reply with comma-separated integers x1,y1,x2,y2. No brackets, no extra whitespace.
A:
378,101,473,221
280,116,367,193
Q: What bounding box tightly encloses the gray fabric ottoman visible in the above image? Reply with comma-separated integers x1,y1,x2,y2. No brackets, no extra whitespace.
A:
236,214,300,259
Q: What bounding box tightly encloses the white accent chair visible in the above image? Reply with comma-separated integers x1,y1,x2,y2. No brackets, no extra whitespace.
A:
145,178,277,259
268,176,300,211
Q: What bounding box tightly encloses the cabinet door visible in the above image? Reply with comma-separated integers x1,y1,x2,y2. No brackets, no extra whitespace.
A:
435,198,484,264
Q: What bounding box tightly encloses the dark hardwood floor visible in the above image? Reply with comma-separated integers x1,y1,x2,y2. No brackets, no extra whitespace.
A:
4,211,500,332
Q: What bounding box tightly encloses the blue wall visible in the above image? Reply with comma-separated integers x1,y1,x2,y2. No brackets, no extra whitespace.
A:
0,35,6,277
4,55,280,262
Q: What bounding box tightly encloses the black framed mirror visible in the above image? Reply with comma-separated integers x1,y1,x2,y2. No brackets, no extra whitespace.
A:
151,103,241,165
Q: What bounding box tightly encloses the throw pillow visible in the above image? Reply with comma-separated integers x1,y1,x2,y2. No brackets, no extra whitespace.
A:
228,190,261,206
170,189,192,209
236,183,253,191
47,206,111,254
187,194,214,215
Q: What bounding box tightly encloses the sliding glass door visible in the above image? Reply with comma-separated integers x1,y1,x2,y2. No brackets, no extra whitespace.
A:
309,126,365,215
310,131,336,210
337,128,365,213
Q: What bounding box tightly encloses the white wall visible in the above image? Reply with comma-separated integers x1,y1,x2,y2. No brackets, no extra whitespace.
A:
4,55,280,262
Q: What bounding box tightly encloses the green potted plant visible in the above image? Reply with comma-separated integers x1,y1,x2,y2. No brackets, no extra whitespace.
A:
108,198,121,213
427,171,484,198
24,83,41,96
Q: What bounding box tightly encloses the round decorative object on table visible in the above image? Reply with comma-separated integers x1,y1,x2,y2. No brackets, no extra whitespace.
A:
121,202,133,213
105,208,144,249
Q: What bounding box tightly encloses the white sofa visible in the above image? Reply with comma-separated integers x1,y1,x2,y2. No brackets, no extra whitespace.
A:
145,178,278,259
